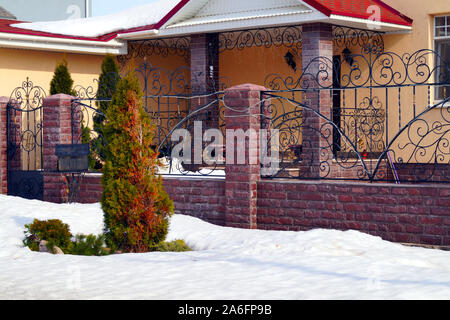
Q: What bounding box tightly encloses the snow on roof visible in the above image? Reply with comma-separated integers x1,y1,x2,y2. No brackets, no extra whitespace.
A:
7,0,412,41
11,0,180,38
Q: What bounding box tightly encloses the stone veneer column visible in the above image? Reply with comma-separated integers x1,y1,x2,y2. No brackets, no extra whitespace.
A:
190,33,220,129
224,84,267,229
301,23,333,178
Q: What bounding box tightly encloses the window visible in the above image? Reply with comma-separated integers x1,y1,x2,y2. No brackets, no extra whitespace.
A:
435,15,450,100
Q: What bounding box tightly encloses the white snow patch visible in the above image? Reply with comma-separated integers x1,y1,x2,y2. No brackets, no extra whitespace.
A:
11,0,179,38
1,194,450,299
158,157,225,178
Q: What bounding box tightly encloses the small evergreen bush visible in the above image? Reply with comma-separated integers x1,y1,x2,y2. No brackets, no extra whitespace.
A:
70,234,110,256
23,219,73,253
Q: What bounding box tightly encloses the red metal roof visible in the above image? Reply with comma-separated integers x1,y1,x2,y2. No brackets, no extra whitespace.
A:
303,0,413,26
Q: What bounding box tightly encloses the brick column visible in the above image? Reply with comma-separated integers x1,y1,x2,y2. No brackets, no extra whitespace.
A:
190,33,220,95
301,23,333,178
0,97,8,194
224,84,267,229
190,34,220,130
42,94,76,203
188,33,220,171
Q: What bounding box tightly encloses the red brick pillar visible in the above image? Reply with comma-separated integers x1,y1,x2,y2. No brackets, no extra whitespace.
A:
42,94,76,203
224,84,267,229
0,97,8,194
301,23,333,178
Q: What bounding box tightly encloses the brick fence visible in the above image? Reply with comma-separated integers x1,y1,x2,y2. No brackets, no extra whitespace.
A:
68,173,450,247
0,84,449,248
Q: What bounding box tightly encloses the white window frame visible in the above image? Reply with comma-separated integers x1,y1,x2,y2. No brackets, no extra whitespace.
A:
434,15,450,106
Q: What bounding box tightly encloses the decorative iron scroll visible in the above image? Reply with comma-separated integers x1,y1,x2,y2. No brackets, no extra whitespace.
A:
9,77,47,111
117,37,191,68
332,25,384,55
7,78,46,164
261,91,449,183
265,49,450,90
7,78,46,200
218,25,303,53
154,92,227,177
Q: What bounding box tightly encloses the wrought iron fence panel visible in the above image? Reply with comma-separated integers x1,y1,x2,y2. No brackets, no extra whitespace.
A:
6,78,46,199
261,88,449,183
153,92,227,177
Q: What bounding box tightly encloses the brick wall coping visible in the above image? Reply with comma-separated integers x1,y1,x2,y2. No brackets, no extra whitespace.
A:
260,179,450,189
78,172,225,182
160,175,225,181
82,173,103,177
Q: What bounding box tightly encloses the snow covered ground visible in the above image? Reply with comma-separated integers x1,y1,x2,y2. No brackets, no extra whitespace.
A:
1,194,450,300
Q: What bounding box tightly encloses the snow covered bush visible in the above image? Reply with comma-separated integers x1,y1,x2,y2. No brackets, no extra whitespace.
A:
101,72,174,253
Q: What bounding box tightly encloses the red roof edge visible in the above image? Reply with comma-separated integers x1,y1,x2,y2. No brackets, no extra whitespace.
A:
154,0,191,29
301,0,332,17
373,0,413,24
301,0,412,27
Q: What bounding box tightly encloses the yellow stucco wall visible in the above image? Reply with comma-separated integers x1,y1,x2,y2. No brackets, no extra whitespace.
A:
0,48,104,99
383,0,450,53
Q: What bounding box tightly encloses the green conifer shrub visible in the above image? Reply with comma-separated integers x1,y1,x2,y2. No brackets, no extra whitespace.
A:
90,54,120,170
70,234,110,256
153,240,191,252
49,57,76,96
101,72,174,253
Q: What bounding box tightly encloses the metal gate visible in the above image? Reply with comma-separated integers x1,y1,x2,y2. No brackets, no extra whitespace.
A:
7,79,46,200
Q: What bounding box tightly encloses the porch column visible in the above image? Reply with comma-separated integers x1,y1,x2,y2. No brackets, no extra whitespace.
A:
187,33,221,171
190,33,220,128
301,23,333,178
190,33,220,95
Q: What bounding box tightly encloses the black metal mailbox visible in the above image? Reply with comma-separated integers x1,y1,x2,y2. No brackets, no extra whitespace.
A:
55,144,90,172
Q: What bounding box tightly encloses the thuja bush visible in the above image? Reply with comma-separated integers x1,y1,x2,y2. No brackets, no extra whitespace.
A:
90,54,121,170
101,72,174,253
50,57,76,96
